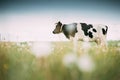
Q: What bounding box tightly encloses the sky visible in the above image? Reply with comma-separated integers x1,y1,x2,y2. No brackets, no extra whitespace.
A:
0,0,120,41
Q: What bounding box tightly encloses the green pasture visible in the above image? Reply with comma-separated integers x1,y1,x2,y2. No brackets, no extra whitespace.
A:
0,41,120,80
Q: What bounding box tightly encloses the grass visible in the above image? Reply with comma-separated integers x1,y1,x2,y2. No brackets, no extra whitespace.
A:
0,41,120,80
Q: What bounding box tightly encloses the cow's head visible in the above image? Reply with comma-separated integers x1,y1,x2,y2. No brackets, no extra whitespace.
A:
53,21,62,34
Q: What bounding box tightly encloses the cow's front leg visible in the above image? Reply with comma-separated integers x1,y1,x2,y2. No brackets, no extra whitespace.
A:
70,36,77,54
70,36,74,41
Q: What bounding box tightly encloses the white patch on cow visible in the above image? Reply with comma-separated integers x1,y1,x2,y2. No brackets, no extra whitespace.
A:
76,23,84,41
65,24,76,33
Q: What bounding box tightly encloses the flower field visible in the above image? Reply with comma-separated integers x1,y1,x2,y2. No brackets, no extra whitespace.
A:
0,41,120,80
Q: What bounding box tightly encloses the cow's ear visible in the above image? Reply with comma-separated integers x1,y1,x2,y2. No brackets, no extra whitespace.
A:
58,21,62,25
58,21,61,23
55,21,61,24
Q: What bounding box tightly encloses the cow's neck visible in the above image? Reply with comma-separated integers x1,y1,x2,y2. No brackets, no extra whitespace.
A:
60,24,64,32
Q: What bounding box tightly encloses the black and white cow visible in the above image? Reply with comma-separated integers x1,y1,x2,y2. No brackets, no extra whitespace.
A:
53,21,108,47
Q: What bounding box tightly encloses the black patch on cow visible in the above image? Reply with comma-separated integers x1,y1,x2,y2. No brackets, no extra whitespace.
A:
88,24,93,28
88,31,93,38
102,26,108,35
102,28,106,35
92,28,97,32
80,23,93,36
63,30,70,39
62,24,78,39
75,26,78,33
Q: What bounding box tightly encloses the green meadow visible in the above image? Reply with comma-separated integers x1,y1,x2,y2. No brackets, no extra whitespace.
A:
0,41,120,80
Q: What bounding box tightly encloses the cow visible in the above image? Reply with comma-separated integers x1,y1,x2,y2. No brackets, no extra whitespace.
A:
53,21,108,47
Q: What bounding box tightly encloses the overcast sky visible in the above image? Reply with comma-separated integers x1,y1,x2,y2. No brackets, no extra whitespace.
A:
0,0,120,41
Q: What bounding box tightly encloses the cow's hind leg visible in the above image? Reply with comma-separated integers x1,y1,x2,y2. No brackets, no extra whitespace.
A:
95,37,108,51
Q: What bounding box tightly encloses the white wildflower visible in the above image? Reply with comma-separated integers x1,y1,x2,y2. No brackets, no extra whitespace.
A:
63,53,77,67
31,42,53,57
77,54,95,72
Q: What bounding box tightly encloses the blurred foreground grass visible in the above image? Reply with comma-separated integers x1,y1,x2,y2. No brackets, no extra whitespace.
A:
0,41,120,80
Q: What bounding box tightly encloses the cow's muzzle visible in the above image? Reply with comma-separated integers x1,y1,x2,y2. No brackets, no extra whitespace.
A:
53,31,55,34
